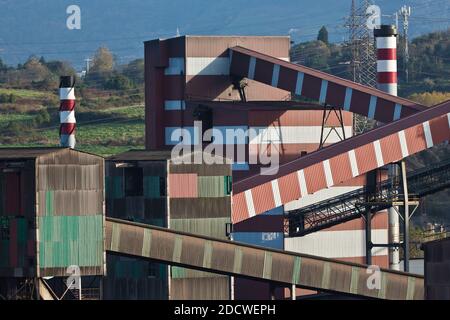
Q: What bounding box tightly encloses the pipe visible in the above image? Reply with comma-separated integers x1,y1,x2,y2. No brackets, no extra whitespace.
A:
59,76,76,148
374,25,398,95
374,25,400,270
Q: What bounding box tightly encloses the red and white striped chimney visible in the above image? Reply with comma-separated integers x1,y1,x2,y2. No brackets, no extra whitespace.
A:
59,76,76,148
374,25,398,96
375,25,400,271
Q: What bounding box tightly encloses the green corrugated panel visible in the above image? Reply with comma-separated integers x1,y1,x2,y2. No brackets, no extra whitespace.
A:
198,176,225,197
149,218,165,227
17,218,27,243
45,191,54,216
112,176,124,199
105,176,111,199
171,266,186,279
170,217,230,238
224,176,232,195
144,176,160,198
38,215,103,268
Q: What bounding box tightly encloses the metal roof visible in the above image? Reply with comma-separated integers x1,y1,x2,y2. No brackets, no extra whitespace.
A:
0,147,104,160
107,149,232,163
0,147,68,159
107,150,173,161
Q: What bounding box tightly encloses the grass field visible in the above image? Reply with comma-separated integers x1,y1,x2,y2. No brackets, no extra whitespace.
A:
0,88,57,100
0,104,145,157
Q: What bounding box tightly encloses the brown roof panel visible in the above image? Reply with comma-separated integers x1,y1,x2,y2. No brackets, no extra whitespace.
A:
0,147,67,159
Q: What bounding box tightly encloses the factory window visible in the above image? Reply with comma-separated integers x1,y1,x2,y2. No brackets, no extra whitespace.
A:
159,176,167,196
124,167,143,197
193,105,213,141
0,217,10,240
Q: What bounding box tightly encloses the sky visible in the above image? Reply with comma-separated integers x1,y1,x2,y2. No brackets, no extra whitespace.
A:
0,0,448,69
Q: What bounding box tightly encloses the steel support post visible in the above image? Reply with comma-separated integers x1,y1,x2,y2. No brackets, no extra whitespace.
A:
400,160,410,272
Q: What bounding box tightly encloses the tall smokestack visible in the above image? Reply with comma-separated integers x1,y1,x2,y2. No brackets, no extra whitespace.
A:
374,25,400,271
59,76,76,148
374,25,398,96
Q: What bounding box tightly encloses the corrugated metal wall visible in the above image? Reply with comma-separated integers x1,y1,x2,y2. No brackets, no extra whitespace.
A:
0,160,36,277
232,206,285,300
168,161,231,300
423,237,450,300
36,150,104,277
104,159,169,299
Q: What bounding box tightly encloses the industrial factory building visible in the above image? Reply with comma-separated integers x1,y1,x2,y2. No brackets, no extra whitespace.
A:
143,35,390,298
0,29,449,301
0,148,104,298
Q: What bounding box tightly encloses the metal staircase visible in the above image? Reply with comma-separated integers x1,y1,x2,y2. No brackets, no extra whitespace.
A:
287,157,450,237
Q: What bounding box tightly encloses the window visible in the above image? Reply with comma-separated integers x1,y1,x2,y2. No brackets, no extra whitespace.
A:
0,217,10,240
159,176,166,197
124,167,143,197
225,176,232,195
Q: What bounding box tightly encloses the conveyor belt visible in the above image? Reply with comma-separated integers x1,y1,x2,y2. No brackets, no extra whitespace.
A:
231,99,450,224
230,46,426,122
288,157,450,236
106,217,424,300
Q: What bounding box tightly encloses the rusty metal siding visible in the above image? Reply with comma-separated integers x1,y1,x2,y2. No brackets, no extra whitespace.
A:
168,160,232,300
104,158,168,299
0,158,36,277
0,148,104,278
185,36,290,58
170,277,229,300
103,254,168,300
36,149,105,277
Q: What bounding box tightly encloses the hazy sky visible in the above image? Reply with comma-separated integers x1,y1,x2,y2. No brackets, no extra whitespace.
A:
0,0,448,68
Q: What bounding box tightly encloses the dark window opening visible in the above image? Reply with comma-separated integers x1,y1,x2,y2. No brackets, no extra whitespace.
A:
193,105,213,141
124,167,143,196
0,217,10,240
159,176,166,197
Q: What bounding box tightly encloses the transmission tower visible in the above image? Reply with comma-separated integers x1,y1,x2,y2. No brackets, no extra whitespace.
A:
345,0,378,134
399,6,411,83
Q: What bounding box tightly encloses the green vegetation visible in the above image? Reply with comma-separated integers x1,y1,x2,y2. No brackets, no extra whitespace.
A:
290,28,450,96
0,45,145,156
0,105,144,157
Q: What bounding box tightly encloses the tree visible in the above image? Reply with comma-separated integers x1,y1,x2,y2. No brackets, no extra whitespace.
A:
122,59,144,85
0,57,7,73
104,73,132,90
90,47,114,75
45,60,76,77
317,26,329,45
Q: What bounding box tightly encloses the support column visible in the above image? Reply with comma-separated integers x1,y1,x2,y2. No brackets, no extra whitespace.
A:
291,284,296,300
365,210,372,265
269,284,276,300
400,161,410,272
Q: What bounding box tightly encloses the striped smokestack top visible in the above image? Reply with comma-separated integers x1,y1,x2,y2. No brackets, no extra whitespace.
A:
59,76,76,148
374,25,398,96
